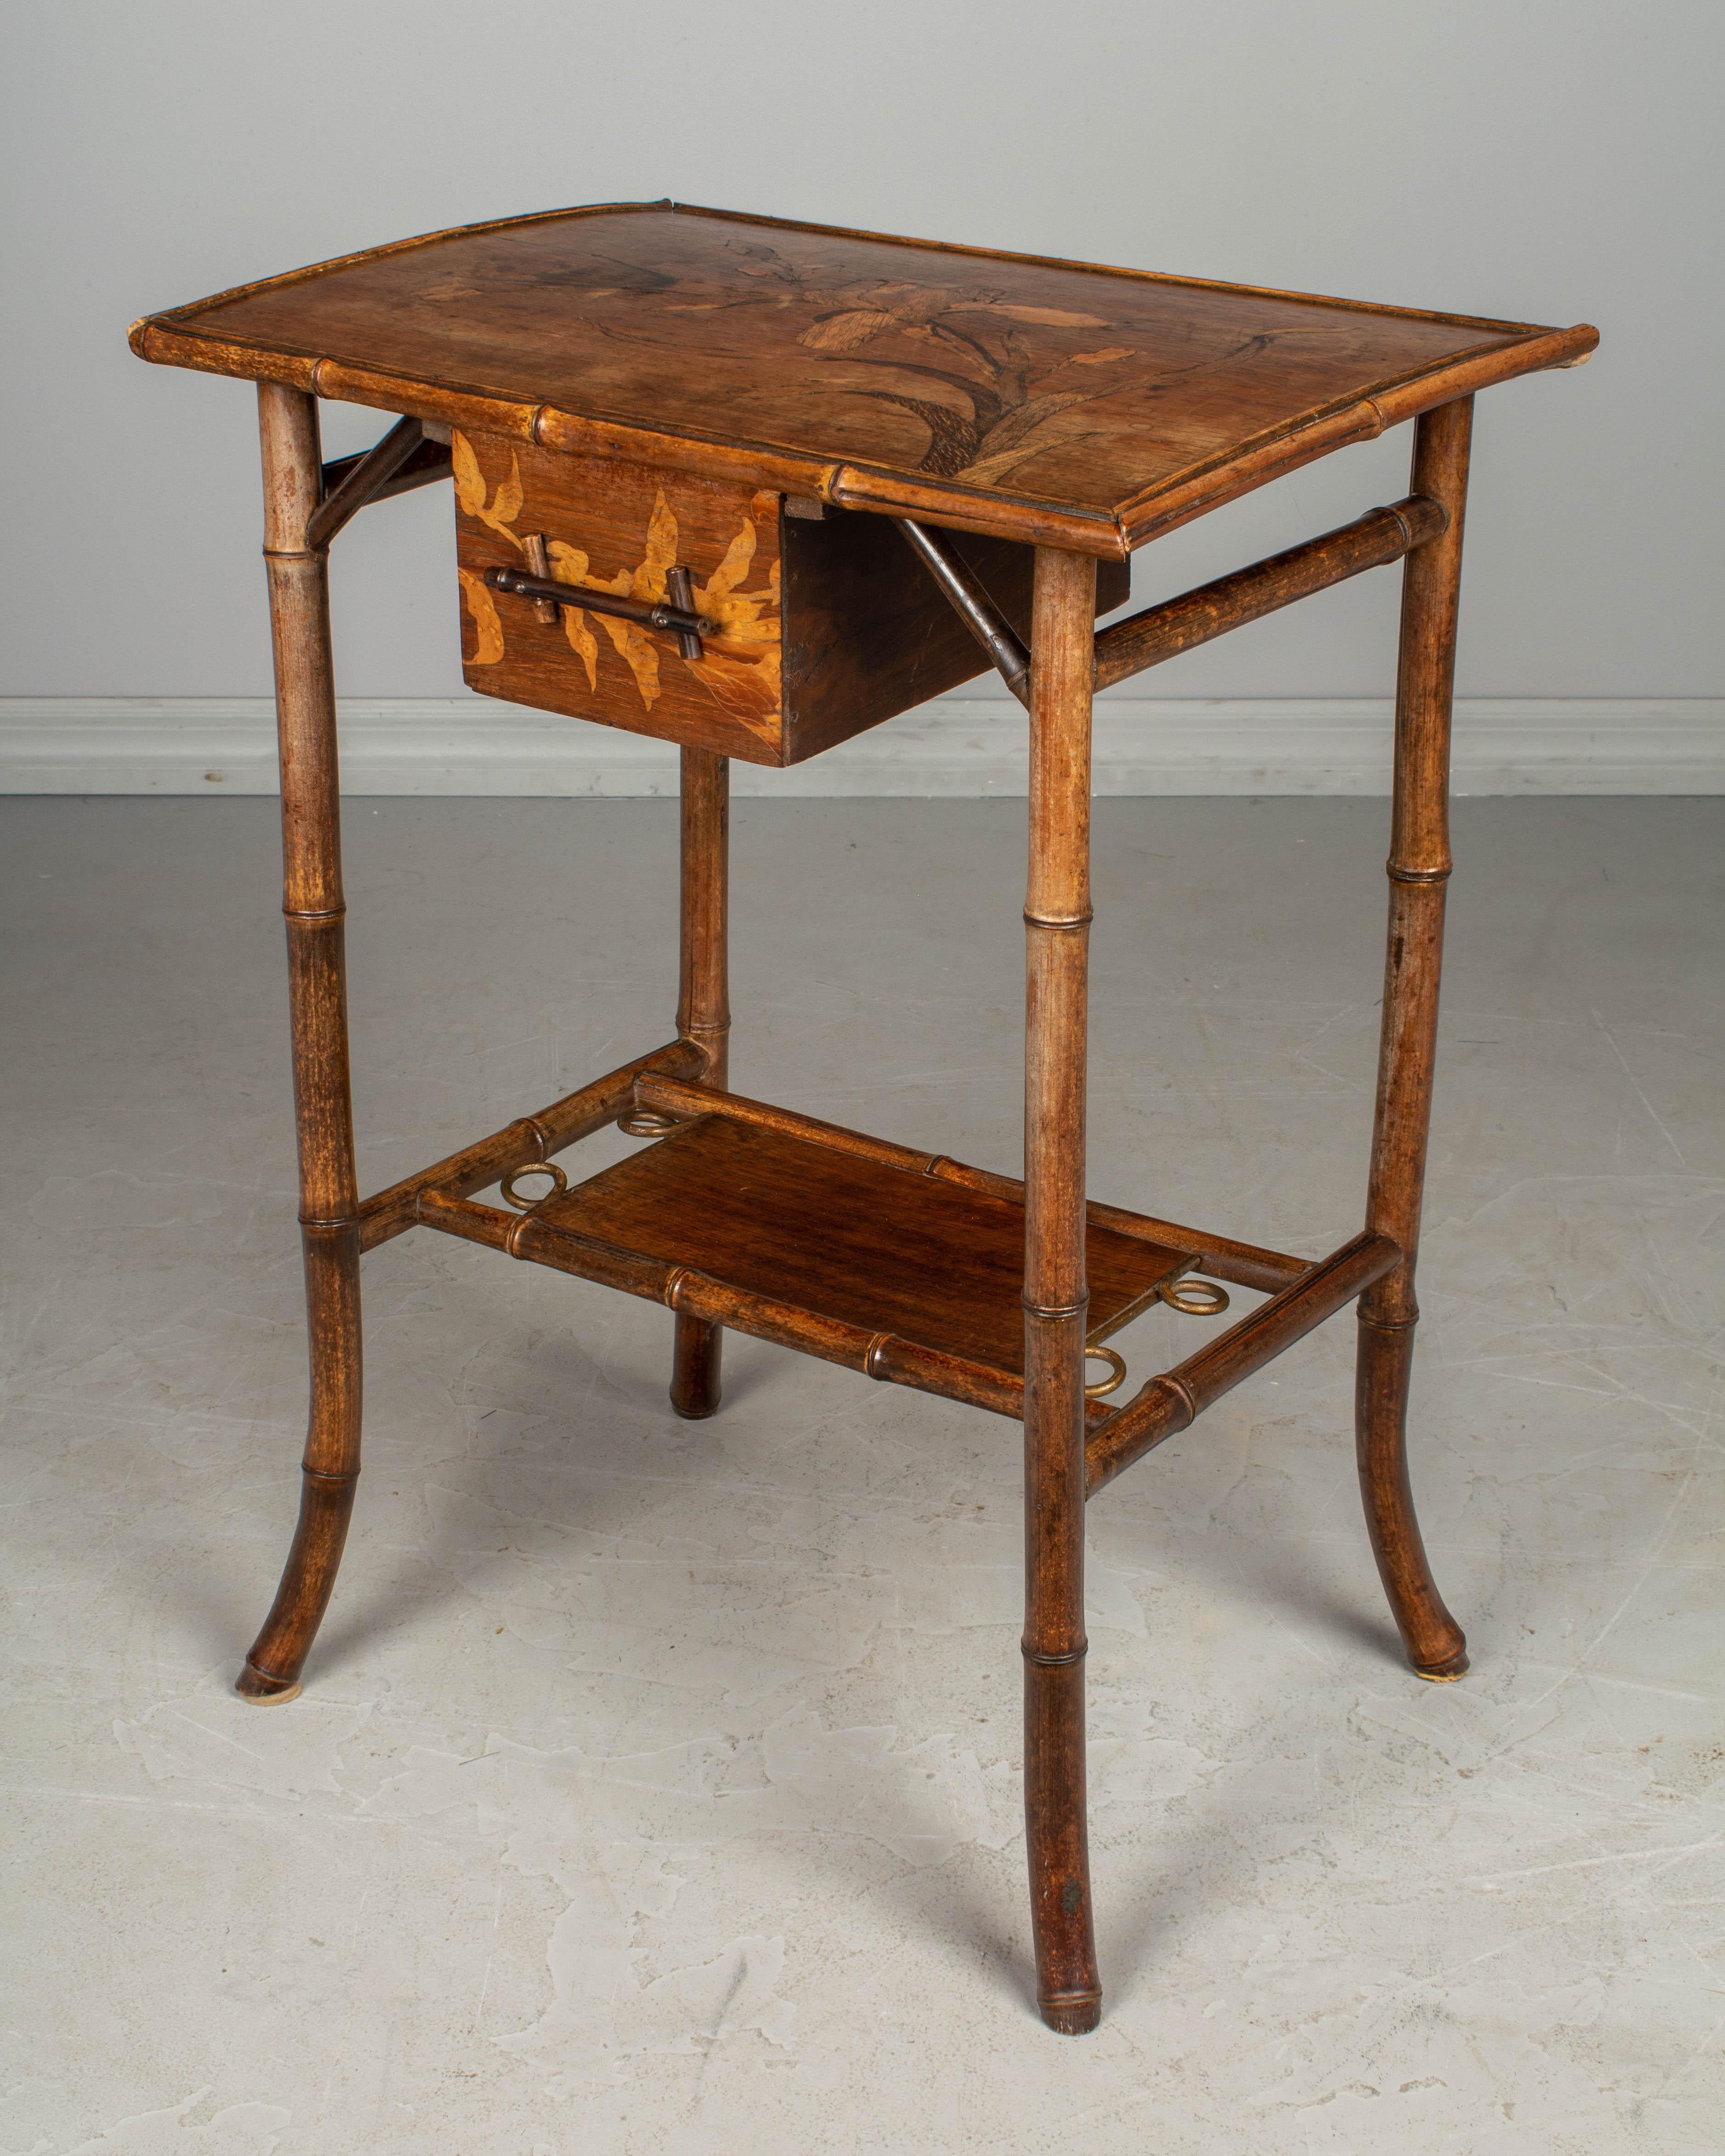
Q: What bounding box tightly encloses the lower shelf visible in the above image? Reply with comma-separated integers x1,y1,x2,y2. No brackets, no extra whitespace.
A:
407,1079,1396,1477
397,1056,1409,1483
531,1112,1194,1376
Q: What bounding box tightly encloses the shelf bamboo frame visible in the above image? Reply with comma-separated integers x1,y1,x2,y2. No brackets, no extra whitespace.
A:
1084,1231,1402,1496
414,1185,1115,1430
357,1038,706,1251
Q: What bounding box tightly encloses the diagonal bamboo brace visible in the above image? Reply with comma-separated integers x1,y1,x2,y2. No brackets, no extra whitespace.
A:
306,418,434,550
316,430,454,522
895,519,1031,704
896,496,1447,708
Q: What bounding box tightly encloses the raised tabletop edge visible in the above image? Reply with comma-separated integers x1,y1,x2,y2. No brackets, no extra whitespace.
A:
662,199,1566,340
130,199,676,346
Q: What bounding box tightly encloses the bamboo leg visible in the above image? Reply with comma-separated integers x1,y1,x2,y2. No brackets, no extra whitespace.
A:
1022,546,1101,2033
237,383,363,1704
1357,396,1472,1682
669,746,731,1419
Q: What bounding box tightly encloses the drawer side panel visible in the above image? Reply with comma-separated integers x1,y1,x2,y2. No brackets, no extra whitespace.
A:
782,512,1129,762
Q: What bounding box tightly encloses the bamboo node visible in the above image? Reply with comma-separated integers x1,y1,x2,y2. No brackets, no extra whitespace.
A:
1023,1297,1090,1322
1022,910,1094,931
1132,1373,1197,1430
1020,1642,1089,1667
864,1333,894,1378
1389,495,1450,550
1358,1296,1418,1332
1385,861,1452,885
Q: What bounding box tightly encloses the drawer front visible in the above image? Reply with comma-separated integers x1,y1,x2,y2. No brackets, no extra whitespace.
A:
454,432,786,761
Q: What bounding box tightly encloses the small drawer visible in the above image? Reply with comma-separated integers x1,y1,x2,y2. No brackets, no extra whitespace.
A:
453,432,1127,767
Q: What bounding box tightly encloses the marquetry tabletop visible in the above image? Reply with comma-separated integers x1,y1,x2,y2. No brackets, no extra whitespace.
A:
131,201,1594,556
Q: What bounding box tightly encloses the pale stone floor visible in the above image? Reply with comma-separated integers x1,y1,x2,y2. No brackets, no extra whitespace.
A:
2,795,1721,2156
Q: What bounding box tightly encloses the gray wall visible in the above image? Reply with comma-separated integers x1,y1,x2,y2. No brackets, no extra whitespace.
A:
4,0,1718,703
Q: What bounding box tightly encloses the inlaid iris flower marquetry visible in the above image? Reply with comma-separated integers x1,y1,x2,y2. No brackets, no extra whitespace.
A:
404,221,1389,508
555,237,1160,489
453,433,782,727
765,258,1139,486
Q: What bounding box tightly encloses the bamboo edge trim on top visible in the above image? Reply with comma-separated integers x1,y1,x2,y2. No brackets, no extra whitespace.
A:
128,313,1594,560
129,202,1597,560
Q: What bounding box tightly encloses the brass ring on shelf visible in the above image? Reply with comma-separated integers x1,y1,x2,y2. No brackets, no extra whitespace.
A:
1160,1275,1231,1317
619,1109,681,1138
500,1160,568,1211
1084,1346,1128,1399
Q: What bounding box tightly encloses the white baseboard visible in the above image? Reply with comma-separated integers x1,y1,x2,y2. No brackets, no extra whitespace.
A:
1,696,1719,795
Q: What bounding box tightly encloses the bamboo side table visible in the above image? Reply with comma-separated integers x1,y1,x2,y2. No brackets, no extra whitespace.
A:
131,204,1596,2034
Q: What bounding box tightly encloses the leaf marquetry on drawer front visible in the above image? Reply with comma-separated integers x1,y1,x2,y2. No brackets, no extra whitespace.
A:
453,431,1127,766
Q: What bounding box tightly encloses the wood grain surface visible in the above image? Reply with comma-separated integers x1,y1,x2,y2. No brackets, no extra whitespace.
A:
454,435,786,759
531,1113,1191,1374
131,202,1596,554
